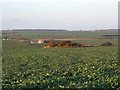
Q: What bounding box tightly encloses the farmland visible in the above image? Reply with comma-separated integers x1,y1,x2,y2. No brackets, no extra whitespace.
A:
2,30,119,89
2,30,118,45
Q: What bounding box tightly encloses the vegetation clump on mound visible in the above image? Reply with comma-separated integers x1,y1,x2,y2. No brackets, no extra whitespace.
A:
44,41,82,48
44,41,113,48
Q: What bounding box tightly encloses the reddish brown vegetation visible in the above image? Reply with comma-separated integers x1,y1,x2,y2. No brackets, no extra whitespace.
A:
44,41,83,48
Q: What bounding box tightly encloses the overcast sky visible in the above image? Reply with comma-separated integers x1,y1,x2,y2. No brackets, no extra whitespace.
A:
1,0,119,30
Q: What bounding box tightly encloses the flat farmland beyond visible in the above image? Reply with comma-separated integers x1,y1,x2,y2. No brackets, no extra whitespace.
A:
2,30,119,89
2,30,118,45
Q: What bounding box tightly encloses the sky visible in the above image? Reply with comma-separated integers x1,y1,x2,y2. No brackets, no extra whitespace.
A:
1,0,119,30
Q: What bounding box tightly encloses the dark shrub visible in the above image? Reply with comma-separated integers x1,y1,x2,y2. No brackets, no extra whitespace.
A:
101,42,113,46
65,41,71,43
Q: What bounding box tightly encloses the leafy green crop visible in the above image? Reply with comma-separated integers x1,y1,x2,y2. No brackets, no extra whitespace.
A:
2,45,119,89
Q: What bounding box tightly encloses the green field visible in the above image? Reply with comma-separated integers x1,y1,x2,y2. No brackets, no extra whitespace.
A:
2,31,119,89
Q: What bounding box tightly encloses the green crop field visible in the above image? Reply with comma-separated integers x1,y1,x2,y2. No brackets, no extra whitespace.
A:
2,31,119,89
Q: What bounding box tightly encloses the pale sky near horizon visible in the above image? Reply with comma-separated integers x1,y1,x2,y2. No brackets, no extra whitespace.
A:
1,0,119,30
